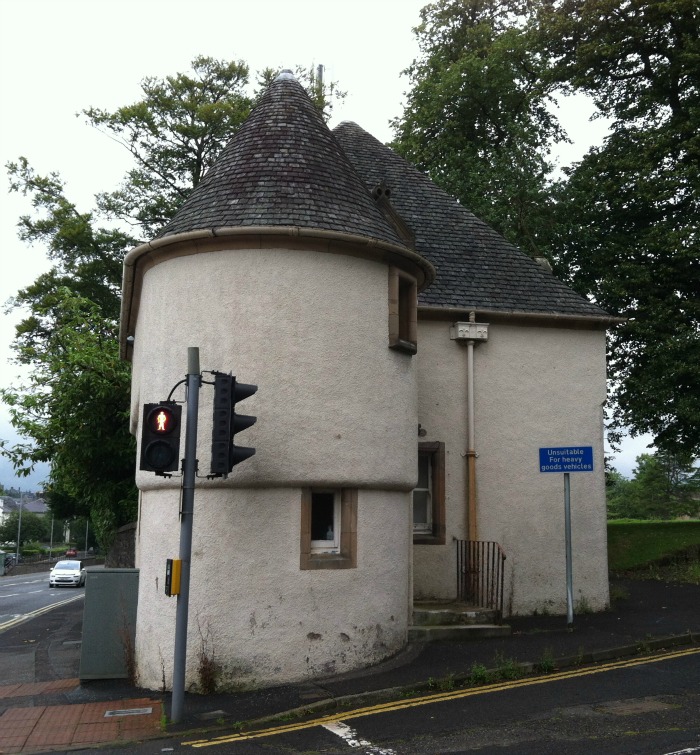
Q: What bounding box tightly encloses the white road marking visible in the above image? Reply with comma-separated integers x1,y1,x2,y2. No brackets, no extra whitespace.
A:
0,594,20,598
1,579,45,588
322,721,397,754
0,594,84,633
663,748,700,755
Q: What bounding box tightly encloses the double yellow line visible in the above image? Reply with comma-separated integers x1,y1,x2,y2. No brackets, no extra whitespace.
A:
184,645,700,748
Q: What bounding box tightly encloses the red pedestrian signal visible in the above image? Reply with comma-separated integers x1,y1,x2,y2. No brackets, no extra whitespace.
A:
140,402,182,474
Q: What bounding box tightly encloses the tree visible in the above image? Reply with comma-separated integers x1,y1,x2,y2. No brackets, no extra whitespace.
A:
2,159,137,547
0,510,50,546
2,57,344,547
605,468,635,519
2,288,135,544
84,58,345,239
607,452,700,519
539,0,700,456
391,0,567,256
395,1,700,457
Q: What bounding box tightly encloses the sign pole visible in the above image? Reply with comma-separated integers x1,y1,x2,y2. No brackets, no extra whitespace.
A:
171,347,200,724
539,446,594,630
564,472,574,627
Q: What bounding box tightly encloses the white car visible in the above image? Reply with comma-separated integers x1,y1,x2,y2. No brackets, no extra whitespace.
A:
49,560,86,588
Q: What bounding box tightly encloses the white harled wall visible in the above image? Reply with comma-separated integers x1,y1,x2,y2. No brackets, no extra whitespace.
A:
414,318,610,615
129,243,416,691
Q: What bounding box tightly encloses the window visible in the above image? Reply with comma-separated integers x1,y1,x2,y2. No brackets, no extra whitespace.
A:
413,442,445,544
300,488,357,570
388,266,417,354
413,454,432,535
310,490,340,554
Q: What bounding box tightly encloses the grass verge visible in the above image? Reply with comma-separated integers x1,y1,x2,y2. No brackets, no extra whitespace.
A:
608,519,700,574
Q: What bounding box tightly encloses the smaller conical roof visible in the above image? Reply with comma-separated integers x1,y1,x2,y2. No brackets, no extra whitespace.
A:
157,71,406,248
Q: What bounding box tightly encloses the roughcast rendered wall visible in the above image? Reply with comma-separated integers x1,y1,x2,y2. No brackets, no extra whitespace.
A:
129,241,417,690
129,246,417,489
414,318,610,615
134,487,411,691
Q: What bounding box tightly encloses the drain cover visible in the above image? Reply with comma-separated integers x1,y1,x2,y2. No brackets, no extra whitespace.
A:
104,707,153,717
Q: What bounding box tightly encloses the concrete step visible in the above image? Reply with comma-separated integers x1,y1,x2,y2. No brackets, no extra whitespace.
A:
408,624,511,642
413,602,499,626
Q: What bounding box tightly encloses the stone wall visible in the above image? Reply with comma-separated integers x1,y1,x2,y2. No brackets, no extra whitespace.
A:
105,522,136,568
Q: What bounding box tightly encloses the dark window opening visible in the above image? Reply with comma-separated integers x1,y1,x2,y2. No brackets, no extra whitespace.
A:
311,492,335,541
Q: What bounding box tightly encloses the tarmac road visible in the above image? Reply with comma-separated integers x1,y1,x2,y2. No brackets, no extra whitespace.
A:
69,647,700,754
0,572,84,635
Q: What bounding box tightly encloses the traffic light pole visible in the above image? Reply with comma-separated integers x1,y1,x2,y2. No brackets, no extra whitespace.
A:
171,347,200,724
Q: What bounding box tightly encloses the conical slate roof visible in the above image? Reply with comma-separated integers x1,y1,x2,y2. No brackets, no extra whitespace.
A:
157,72,406,249
334,122,610,320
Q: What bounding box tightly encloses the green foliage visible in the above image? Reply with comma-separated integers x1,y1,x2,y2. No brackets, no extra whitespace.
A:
535,649,556,674
427,673,457,691
84,56,253,239
541,0,700,455
0,510,50,546
1,289,136,546
392,0,565,257
492,652,524,680
5,157,132,322
607,519,700,571
468,662,490,685
395,0,700,458
607,452,700,519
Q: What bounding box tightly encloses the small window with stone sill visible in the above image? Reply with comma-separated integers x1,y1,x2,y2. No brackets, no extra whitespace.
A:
300,488,357,570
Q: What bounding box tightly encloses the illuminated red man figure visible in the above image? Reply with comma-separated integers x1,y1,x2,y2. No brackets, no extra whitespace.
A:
156,410,168,432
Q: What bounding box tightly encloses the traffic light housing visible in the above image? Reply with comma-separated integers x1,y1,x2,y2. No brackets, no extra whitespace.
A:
140,402,182,474
211,373,257,476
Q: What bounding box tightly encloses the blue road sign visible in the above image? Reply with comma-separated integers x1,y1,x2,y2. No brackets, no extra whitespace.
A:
539,446,594,473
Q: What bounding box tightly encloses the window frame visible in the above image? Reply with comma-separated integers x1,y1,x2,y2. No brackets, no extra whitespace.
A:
388,266,417,354
413,441,446,545
300,488,357,570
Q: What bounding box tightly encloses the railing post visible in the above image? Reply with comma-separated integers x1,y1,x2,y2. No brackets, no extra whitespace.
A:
455,539,506,618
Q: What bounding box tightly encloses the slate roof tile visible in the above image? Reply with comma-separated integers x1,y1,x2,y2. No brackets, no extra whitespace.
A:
333,122,609,319
157,71,608,321
157,72,404,249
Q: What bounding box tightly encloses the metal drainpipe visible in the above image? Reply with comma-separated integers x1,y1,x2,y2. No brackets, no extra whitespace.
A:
466,336,477,541
450,314,489,542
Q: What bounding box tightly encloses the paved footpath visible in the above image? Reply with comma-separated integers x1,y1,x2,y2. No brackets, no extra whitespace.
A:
0,594,165,753
0,682,162,753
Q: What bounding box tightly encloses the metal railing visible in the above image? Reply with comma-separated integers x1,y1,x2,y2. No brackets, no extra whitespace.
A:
456,539,506,618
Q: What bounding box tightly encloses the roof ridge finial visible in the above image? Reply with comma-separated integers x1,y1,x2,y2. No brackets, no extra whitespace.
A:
275,69,296,81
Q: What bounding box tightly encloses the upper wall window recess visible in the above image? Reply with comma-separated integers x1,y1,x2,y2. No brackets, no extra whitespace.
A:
389,266,418,355
413,441,446,545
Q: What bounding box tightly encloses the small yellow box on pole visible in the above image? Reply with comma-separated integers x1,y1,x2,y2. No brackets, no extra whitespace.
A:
165,558,182,597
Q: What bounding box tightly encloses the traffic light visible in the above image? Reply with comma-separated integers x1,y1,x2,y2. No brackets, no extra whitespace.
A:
210,373,257,476
140,402,182,474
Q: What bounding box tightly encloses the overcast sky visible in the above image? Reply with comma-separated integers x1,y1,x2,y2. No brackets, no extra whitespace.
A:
0,0,651,491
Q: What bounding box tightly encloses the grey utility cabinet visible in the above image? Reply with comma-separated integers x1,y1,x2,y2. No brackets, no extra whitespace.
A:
79,567,139,679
